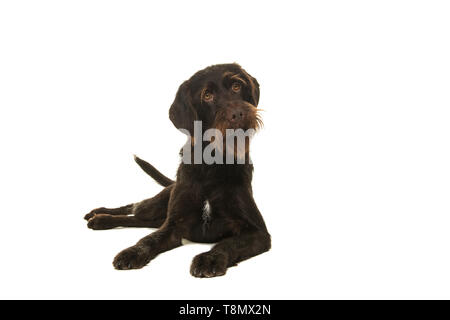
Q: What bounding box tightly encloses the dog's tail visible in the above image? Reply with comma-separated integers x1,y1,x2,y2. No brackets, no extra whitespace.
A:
134,155,175,187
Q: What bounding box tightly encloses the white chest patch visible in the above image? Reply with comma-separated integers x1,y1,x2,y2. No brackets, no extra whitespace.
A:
202,200,212,221
202,200,212,235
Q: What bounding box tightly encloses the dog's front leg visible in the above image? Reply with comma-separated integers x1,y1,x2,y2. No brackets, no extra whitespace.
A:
190,230,271,278
113,225,181,270
112,184,200,270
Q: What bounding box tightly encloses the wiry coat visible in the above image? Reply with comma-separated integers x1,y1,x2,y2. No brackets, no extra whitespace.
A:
85,63,271,277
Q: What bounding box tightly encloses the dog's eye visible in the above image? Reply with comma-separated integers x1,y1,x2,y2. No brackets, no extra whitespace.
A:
203,90,214,102
231,82,241,92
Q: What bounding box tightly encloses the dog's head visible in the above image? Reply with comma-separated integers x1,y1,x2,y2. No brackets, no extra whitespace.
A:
169,63,261,137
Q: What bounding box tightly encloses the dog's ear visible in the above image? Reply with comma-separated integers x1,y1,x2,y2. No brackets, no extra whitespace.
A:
242,69,260,107
169,80,197,136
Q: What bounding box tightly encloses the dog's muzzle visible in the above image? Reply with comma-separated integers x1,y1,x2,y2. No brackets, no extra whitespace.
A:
214,102,261,132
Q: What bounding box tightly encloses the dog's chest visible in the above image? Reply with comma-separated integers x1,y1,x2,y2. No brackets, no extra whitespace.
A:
202,200,212,234
202,200,212,222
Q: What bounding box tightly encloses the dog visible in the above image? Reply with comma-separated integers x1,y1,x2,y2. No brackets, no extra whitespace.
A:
84,63,271,277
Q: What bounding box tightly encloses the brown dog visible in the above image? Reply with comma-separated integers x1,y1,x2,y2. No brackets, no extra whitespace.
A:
85,63,271,277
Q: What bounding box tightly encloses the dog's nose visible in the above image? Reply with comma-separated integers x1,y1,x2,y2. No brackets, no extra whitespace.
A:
230,111,244,121
227,106,246,123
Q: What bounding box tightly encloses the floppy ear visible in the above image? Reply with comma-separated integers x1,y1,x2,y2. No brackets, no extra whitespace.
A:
242,69,260,107
169,80,197,136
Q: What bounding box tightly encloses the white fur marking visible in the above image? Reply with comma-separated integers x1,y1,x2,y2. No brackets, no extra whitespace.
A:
202,200,211,221
202,200,212,235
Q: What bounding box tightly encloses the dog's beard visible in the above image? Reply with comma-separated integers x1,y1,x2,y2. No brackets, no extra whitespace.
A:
213,107,263,135
181,107,262,164
211,107,261,162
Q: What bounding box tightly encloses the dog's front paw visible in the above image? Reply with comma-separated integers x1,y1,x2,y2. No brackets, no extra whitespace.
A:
84,207,106,220
190,251,228,278
113,246,150,270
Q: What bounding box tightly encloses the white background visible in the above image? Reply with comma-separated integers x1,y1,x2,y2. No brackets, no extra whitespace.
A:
1,0,449,299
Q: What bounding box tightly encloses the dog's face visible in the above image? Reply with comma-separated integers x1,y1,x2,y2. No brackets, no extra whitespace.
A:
169,63,261,136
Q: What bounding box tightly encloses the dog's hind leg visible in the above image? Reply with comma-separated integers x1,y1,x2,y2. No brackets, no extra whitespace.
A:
86,214,165,230
84,204,134,221
86,185,173,230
